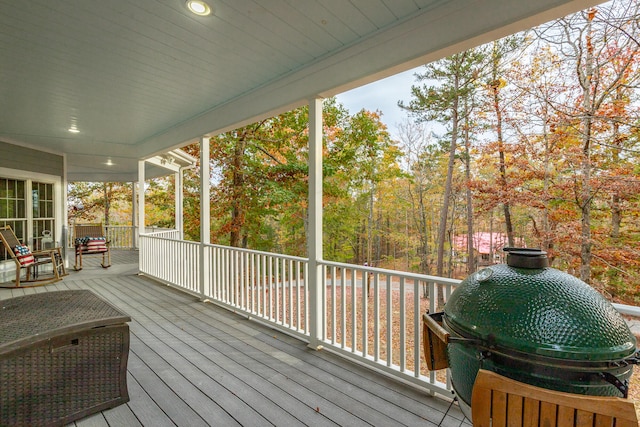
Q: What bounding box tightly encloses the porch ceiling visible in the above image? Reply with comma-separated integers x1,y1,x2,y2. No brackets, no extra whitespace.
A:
1,0,600,182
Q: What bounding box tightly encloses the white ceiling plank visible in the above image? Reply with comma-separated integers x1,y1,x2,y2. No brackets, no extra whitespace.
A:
0,0,604,181
379,0,423,19
316,0,378,34
284,0,360,44
255,0,345,52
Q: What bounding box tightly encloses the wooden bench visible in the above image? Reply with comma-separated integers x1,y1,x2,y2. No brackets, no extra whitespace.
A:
73,223,111,270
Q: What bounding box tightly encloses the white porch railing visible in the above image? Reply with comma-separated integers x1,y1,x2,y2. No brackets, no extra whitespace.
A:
67,225,139,249
67,225,181,249
318,261,459,393
139,230,199,293
138,231,639,398
105,225,137,249
139,231,457,397
208,245,310,337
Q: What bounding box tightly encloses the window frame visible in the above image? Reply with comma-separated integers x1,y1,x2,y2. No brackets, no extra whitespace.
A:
0,167,63,262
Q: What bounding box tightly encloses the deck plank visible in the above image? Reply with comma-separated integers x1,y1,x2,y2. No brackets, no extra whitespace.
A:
73,412,109,427
123,374,174,427
98,276,344,427
131,287,413,426
254,328,464,425
127,351,209,427
119,278,455,426
0,250,471,427
100,384,144,427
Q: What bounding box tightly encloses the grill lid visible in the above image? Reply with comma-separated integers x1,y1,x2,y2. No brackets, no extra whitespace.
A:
504,247,549,269
444,254,636,362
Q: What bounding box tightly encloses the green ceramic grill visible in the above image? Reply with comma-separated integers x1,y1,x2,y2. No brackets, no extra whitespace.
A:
441,248,638,414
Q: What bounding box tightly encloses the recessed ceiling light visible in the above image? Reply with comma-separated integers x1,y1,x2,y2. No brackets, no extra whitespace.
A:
68,126,80,133
105,159,114,166
186,0,212,16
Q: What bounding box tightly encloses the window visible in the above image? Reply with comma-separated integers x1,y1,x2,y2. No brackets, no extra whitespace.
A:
0,177,57,260
32,182,55,251
0,178,27,261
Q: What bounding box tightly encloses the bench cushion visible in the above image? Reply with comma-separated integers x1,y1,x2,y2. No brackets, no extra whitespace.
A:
86,237,107,252
75,236,108,253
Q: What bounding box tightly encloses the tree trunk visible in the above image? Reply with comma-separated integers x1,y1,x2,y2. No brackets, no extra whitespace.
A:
368,181,374,266
610,89,623,239
463,97,475,274
103,183,111,226
490,45,514,247
230,134,247,247
541,107,555,259
436,75,459,307
385,214,391,261
418,187,431,274
447,196,457,278
579,16,595,284
579,119,592,283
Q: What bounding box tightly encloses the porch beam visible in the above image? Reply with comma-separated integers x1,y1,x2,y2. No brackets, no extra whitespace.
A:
308,97,324,350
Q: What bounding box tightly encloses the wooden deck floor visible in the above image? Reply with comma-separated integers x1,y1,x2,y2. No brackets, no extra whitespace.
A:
1,250,470,427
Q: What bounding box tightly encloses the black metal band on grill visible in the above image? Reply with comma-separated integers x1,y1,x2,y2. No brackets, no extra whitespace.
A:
442,315,636,397
479,347,632,397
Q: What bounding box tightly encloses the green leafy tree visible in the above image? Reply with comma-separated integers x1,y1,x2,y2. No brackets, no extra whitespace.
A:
68,182,131,226
399,49,485,305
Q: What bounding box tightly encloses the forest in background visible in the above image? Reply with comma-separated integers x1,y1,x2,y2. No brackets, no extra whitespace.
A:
70,0,640,305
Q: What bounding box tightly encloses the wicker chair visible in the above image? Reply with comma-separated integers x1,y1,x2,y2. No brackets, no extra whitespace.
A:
471,369,639,427
73,223,111,270
0,225,65,287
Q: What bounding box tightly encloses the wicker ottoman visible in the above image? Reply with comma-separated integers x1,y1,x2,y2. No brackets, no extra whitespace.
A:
0,290,131,427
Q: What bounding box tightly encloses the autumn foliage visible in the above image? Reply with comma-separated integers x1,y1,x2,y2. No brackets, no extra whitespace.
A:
69,0,640,305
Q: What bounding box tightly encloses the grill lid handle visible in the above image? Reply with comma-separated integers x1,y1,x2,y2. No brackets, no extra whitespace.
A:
504,247,549,269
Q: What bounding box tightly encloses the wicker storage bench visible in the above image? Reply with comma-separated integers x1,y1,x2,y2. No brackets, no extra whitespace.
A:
0,290,131,427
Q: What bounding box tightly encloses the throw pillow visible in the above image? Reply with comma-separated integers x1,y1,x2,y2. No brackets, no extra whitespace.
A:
14,244,35,267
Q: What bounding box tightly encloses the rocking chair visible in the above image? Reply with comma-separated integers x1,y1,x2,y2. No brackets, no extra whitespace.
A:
0,226,66,288
73,223,111,270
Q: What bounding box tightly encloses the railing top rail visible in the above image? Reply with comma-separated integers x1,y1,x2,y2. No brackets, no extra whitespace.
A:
319,259,462,286
139,234,307,262
207,243,309,263
139,230,190,243
613,303,640,317
142,229,178,236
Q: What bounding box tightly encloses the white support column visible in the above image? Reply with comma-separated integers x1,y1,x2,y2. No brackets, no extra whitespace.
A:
62,154,69,261
131,182,137,249
175,169,184,240
138,161,145,237
308,97,324,350
199,137,211,299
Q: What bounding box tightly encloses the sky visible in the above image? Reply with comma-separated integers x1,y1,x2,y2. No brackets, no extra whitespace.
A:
334,68,421,141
